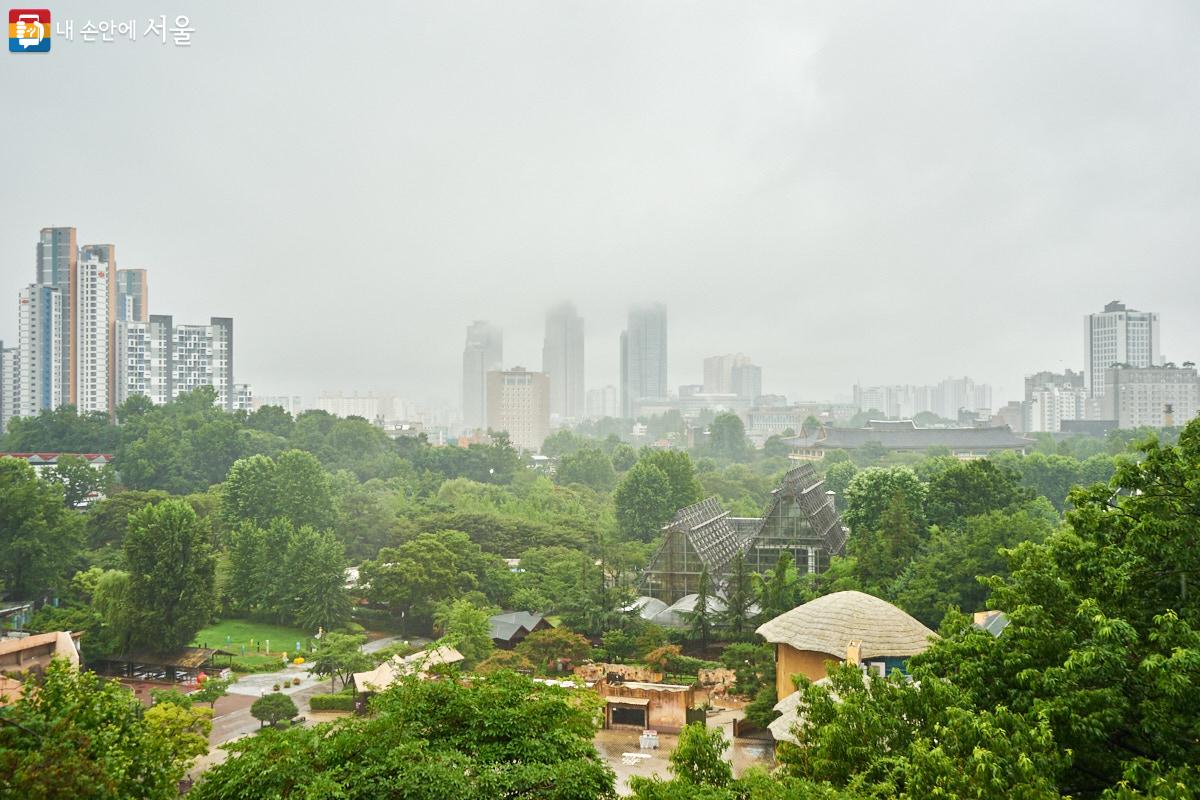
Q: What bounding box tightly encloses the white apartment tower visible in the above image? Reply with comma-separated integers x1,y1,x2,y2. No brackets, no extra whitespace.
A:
17,284,63,418
75,247,114,414
116,315,234,409
1084,301,1161,398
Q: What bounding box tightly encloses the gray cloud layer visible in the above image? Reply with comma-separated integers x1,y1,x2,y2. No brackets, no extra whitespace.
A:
2,1,1197,406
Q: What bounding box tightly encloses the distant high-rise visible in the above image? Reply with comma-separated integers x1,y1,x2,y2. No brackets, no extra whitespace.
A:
1023,370,1087,433
1084,301,1161,397
36,227,77,404
76,246,115,414
542,303,585,422
731,362,762,403
703,353,751,395
115,268,148,322
486,367,550,452
116,315,234,409
462,321,502,431
620,304,668,418
17,284,63,418
0,343,17,434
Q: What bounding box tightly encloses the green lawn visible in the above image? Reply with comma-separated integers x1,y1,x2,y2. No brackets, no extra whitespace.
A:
193,618,315,658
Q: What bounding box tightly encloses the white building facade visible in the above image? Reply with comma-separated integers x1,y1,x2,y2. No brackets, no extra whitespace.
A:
74,252,113,414
17,284,63,419
1085,301,1161,398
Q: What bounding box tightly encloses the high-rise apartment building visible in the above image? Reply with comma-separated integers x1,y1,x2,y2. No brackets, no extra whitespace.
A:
75,247,115,414
116,314,174,406
116,315,235,409
542,303,585,422
115,268,148,322
0,343,17,433
462,321,502,431
620,304,668,418
17,284,63,418
36,227,77,404
1084,301,1161,398
174,317,234,410
586,385,618,420
1022,370,1087,433
486,367,550,452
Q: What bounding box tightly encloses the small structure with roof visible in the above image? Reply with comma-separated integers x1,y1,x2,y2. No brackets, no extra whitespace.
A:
756,590,935,702
595,677,697,733
487,611,551,649
351,645,464,696
91,647,234,684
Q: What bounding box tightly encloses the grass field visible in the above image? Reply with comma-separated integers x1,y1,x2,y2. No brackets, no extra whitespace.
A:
192,618,315,658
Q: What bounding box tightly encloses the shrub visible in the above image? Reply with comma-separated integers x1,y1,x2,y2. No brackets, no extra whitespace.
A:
271,683,280,692
230,657,281,674
309,693,356,712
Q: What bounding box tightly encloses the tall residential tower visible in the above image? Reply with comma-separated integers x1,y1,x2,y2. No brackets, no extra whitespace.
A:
36,227,77,404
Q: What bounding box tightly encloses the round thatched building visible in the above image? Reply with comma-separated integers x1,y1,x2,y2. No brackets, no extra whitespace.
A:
756,590,936,702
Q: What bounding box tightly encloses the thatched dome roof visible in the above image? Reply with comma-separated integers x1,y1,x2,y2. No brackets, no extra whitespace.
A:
756,590,935,661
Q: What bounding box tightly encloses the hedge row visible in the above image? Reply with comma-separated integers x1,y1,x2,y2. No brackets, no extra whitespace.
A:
309,693,356,712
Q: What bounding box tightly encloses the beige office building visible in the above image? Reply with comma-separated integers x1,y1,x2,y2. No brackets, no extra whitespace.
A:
486,367,550,452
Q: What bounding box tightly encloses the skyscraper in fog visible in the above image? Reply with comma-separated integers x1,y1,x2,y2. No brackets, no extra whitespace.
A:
1084,300,1161,398
36,227,77,404
542,302,584,421
115,268,148,322
462,320,502,431
620,304,668,418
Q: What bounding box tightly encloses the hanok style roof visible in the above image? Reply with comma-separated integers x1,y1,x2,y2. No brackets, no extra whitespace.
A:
756,591,935,662
784,421,1033,453
352,645,465,692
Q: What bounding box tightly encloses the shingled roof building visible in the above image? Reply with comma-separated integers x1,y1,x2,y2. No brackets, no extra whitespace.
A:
640,464,848,605
784,420,1033,461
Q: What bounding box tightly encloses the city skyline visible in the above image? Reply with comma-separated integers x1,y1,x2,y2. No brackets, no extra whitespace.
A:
2,2,1199,407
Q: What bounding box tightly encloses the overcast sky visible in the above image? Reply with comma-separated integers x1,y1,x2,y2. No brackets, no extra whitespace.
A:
2,1,1198,408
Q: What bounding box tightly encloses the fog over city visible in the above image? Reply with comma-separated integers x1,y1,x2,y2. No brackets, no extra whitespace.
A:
2,1,1198,405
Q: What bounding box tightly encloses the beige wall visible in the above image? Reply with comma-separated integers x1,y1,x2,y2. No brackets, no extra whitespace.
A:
601,682,695,733
775,644,842,702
